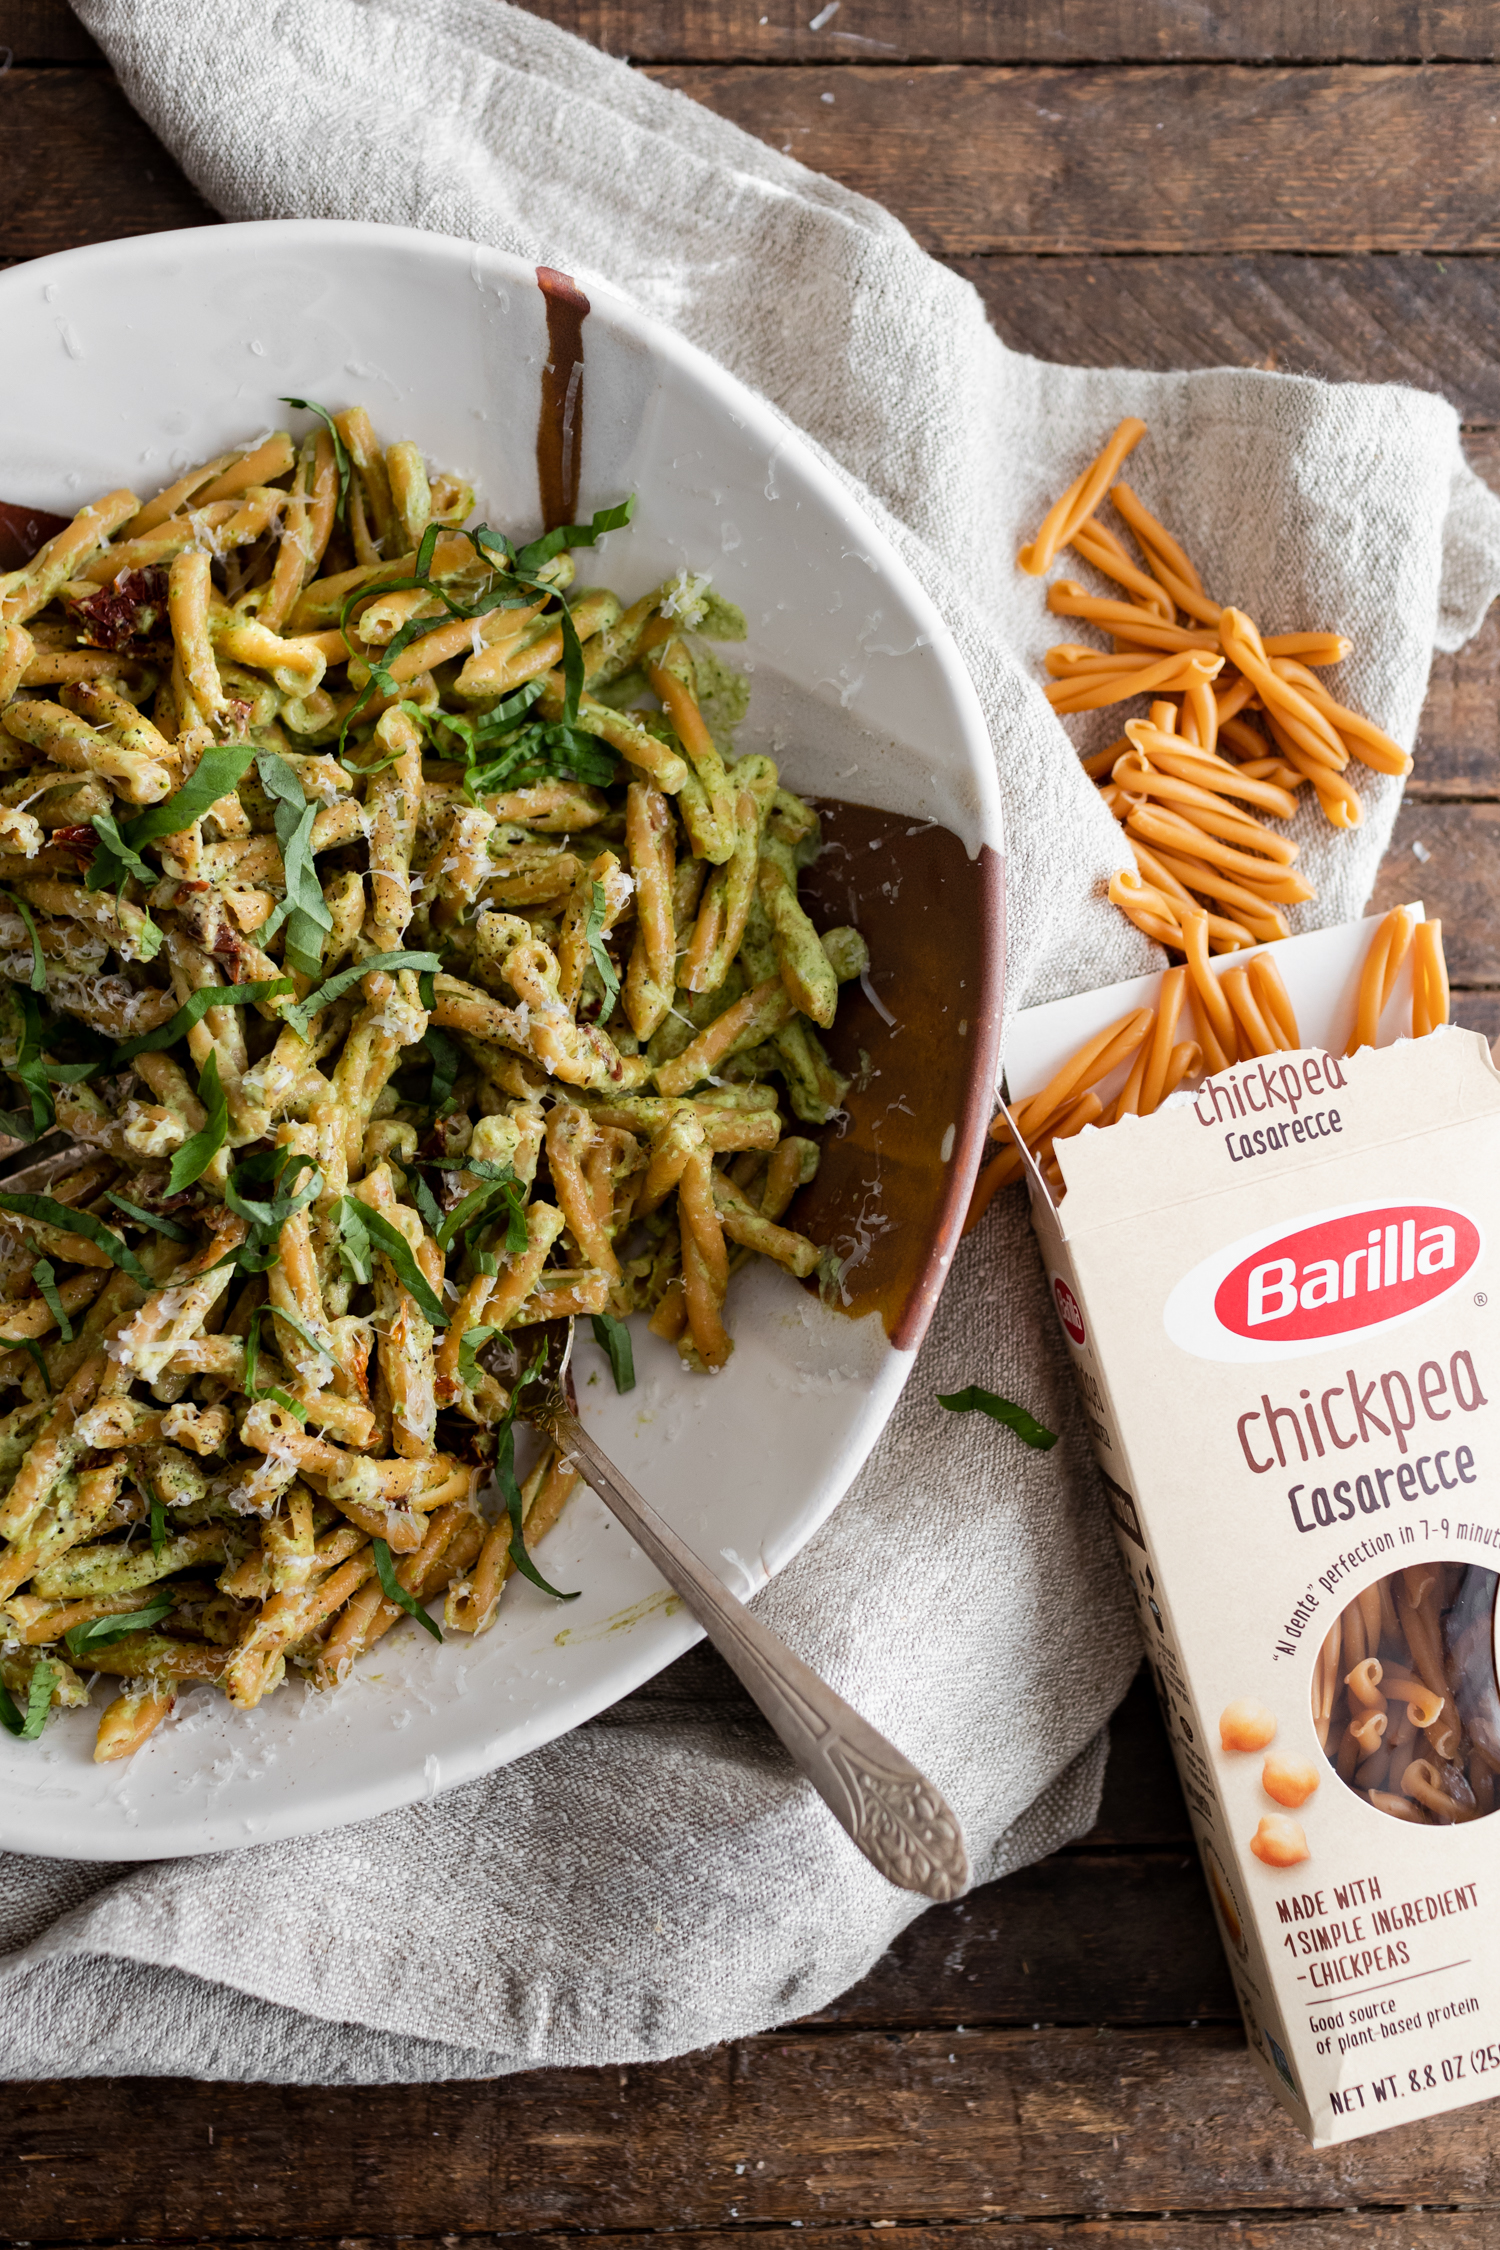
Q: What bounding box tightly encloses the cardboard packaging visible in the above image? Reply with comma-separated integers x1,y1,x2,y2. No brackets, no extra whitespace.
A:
1007,911,1500,2146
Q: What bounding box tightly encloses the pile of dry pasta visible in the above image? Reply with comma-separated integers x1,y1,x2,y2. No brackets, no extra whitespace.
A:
0,406,866,1760
1313,1563,1499,1825
1021,416,1413,953
966,416,1452,1225
969,903,1449,1220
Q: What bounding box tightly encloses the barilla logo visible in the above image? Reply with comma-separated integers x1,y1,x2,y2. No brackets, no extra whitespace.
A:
1219,1206,1477,1342
1054,1276,1086,1347
1164,1200,1483,1365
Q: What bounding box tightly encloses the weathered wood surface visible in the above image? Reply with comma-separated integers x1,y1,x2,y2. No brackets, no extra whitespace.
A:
961,255,1500,427
5,5,1500,2238
20,2231,1500,2250
432,0,1500,63
13,58,1500,260
13,0,1500,64
0,67,216,259
16,2232,1500,2250
11,2018,1500,2241
1374,803,1500,977
642,65,1500,257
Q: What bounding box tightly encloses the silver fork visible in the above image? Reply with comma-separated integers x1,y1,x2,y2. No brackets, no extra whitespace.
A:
509,1319,970,1900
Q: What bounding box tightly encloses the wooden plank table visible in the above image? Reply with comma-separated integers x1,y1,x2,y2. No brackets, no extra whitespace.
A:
4,2,1500,2240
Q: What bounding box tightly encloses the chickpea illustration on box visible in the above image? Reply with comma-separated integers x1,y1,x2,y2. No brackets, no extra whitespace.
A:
1219,1698,1317,1865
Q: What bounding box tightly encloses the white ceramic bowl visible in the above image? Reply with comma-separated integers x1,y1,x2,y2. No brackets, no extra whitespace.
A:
0,222,1003,1858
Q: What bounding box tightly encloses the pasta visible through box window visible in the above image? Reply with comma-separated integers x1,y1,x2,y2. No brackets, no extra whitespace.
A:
1312,1562,1500,1825
0,408,865,1762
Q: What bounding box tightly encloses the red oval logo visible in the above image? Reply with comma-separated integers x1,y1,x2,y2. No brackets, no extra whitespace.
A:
1214,1205,1479,1344
1054,1275,1086,1346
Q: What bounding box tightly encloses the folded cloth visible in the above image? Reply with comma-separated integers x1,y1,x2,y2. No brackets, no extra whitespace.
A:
4,0,1498,2085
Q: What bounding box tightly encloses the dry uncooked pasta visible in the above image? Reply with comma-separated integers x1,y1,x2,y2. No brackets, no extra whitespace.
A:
1020,418,1413,957
1312,1563,1500,1825
967,906,1448,1229
980,424,1446,1236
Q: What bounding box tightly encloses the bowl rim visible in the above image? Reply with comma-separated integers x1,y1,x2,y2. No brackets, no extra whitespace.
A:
0,220,1008,1855
0,219,1002,834
0,215,1007,1364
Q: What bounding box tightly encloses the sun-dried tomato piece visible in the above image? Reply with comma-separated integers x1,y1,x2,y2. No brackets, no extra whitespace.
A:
69,565,170,651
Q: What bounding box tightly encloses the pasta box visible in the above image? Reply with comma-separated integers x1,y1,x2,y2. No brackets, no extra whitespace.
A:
1007,909,1500,2147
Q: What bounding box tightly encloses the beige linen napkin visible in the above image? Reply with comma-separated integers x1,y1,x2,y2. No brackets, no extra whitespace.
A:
1,0,1496,2082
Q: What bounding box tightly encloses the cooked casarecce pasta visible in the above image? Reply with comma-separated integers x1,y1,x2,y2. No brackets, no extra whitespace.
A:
0,406,864,1761
967,906,1449,1226
1021,418,1413,956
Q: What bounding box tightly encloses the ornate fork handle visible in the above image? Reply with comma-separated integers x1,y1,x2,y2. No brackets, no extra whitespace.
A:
548,1403,970,1901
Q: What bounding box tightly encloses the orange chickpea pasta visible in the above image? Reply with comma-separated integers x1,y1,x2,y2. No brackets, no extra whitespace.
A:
0,406,866,1761
961,419,1451,1238
967,905,1448,1228
1019,415,1413,957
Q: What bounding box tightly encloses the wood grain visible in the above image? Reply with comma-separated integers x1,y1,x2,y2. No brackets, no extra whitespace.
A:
1413,423,1500,814
1080,1663,1192,1848
23,2230,1500,2250
10,2025,1500,2240
0,70,216,262
962,254,1500,427
1370,801,1500,980
15,62,1500,262
810,1850,1235,2026
507,0,1500,64
10,0,1500,65
1441,990,1500,1043
1416,620,1500,803
640,64,1500,255
0,0,101,59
